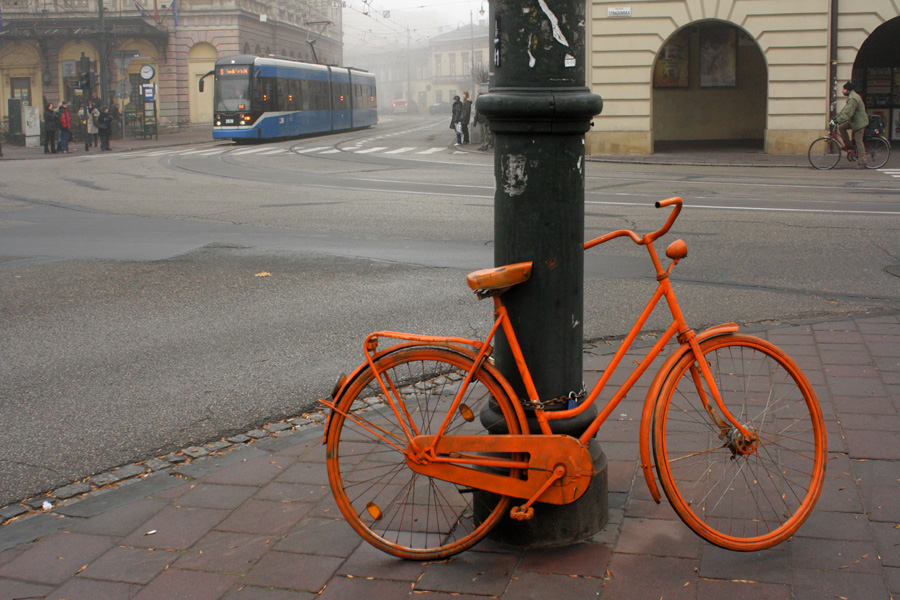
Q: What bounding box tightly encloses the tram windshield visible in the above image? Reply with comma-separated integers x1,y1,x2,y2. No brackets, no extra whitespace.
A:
214,65,252,112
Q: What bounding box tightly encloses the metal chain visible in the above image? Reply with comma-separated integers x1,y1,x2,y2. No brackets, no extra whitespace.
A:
526,382,587,409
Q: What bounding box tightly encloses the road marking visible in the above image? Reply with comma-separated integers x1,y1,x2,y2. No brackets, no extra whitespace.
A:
258,148,287,155
354,147,388,154
232,146,277,155
296,146,330,153
319,149,342,154
384,147,416,154
178,148,218,155
135,149,186,156
879,169,900,178
417,148,444,154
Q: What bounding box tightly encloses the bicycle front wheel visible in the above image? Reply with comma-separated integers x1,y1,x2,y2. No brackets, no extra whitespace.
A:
808,137,842,169
864,136,891,169
325,346,523,560
653,334,827,551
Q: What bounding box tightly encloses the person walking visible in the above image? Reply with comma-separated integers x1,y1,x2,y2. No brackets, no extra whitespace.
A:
97,106,113,151
450,95,463,145
835,81,869,169
43,102,59,154
57,102,73,153
460,91,473,145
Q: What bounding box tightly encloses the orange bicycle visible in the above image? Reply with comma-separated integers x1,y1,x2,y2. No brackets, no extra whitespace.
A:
321,198,827,560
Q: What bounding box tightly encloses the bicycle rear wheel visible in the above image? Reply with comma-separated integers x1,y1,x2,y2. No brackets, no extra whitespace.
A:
325,346,523,560
807,137,842,169
864,136,890,169
653,334,827,551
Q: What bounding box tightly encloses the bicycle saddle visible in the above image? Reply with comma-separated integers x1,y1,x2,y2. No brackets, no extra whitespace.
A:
466,262,533,294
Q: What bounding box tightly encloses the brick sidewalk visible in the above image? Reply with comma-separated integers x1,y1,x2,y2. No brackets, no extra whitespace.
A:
0,313,897,599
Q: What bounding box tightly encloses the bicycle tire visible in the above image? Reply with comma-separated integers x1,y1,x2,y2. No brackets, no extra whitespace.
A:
864,136,891,169
652,334,827,551
807,137,841,170
325,346,523,560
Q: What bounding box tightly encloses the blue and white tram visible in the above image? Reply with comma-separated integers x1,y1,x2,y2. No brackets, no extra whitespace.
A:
207,55,377,141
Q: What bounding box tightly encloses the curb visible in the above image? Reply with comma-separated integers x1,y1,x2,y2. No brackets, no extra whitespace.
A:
0,409,328,529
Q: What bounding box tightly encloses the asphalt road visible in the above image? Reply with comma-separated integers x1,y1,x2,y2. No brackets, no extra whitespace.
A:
1,115,898,505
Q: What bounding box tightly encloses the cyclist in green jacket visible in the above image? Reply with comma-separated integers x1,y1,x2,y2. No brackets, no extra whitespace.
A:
835,81,869,168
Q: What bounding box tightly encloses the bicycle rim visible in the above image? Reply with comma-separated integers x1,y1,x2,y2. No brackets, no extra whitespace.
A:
653,334,827,550
807,137,841,170
864,136,890,169
325,346,522,560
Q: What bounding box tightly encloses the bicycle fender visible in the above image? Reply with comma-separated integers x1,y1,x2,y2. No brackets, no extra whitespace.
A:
638,323,739,502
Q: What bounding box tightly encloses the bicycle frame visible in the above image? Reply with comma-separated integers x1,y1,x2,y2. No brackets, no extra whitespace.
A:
324,197,749,506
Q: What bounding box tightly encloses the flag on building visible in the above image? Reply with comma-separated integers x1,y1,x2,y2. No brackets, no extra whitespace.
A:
171,0,179,26
134,0,151,18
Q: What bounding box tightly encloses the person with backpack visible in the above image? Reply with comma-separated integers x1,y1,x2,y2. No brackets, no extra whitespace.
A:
835,81,868,169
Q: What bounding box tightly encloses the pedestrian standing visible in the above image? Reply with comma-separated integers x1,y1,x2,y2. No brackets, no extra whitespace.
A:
80,102,100,151
97,106,113,151
450,95,463,145
460,91,473,145
43,102,59,154
57,102,73,153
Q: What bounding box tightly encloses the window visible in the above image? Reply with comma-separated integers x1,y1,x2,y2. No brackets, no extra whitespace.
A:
448,53,456,76
11,78,32,106
462,52,469,76
434,54,442,77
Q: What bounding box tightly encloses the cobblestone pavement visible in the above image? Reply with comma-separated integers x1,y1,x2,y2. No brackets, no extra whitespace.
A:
0,313,897,599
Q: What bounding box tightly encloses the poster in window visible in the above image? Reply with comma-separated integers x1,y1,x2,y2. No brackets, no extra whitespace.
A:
892,68,900,106
653,30,689,88
891,108,900,142
700,28,736,87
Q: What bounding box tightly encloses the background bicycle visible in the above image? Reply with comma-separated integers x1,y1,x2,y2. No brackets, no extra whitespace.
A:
808,119,890,170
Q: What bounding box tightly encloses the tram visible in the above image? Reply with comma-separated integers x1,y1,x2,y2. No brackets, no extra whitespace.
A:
204,55,377,141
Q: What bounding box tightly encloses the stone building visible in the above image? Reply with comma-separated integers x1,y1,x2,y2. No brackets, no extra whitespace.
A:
0,0,342,130
586,0,900,154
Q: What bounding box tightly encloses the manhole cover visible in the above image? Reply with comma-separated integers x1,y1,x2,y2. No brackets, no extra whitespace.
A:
886,264,900,278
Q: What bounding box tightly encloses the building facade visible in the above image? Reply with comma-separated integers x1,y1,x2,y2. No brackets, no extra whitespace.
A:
586,0,900,154
0,0,342,130
345,21,489,113
429,21,489,106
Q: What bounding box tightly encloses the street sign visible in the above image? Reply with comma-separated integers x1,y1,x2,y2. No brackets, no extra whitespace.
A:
115,79,132,99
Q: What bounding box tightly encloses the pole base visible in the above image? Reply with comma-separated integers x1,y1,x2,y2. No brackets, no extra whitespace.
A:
474,438,608,548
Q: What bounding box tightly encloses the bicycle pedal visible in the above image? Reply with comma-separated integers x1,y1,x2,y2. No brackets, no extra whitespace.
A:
510,506,534,521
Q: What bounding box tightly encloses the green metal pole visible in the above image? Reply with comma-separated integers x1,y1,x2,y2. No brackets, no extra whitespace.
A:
476,0,606,547
478,0,602,417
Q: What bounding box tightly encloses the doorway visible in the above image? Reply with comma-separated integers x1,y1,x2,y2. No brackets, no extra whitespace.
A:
651,21,768,151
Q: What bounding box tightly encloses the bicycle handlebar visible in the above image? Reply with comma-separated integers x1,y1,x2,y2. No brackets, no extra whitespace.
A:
584,197,683,250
